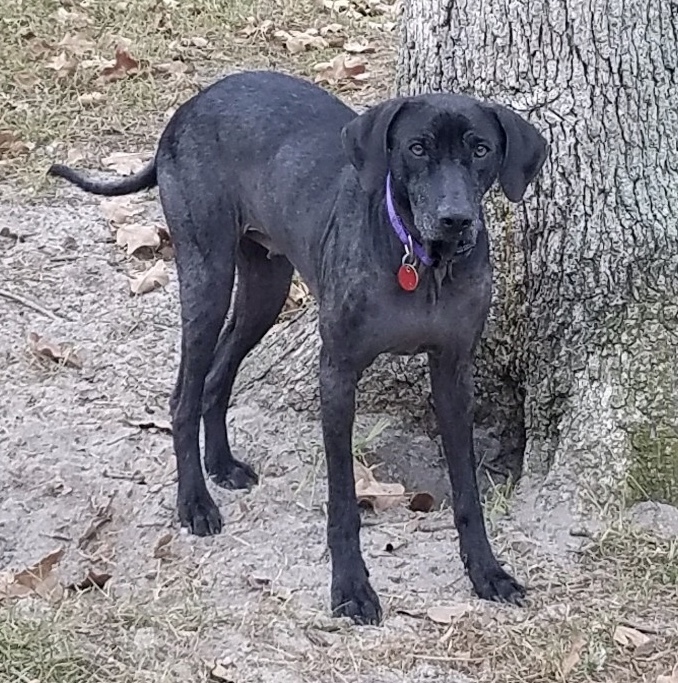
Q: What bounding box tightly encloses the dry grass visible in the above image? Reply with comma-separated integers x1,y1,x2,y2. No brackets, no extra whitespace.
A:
0,0,397,194
3,521,676,683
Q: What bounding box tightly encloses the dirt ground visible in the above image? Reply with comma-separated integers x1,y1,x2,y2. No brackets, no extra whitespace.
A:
1,2,678,682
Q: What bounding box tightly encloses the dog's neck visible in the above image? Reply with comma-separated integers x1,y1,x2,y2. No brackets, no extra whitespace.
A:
385,173,434,268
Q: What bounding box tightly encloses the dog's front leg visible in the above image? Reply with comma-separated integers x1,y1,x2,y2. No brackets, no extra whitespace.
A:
428,350,525,605
319,345,382,625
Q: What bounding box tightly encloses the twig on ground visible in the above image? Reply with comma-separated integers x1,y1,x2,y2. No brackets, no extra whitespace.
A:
0,288,62,320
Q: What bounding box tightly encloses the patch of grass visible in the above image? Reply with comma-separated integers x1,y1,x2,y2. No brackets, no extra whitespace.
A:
0,0,397,193
0,566,219,683
0,606,99,683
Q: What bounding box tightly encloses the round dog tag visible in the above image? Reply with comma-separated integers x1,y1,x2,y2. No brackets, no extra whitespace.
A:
397,263,419,291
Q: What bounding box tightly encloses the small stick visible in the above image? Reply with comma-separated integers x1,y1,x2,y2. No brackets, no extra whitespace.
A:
0,288,61,320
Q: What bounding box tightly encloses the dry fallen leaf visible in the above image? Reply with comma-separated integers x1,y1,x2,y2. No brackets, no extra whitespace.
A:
314,54,369,84
613,624,652,650
53,7,92,26
28,332,83,369
129,260,169,295
426,603,471,624
66,570,112,592
240,17,275,38
657,664,678,683
285,279,311,312
274,29,328,54
409,491,435,512
0,131,32,158
78,496,114,549
58,32,95,54
343,39,375,54
100,196,145,225
153,60,194,75
0,549,65,603
116,222,161,255
354,459,405,511
101,46,139,81
561,634,586,678
101,151,150,175
46,51,78,77
14,71,40,88
153,532,174,559
210,660,235,682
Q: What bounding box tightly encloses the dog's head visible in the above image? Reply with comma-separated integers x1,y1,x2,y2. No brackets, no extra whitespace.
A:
341,93,548,264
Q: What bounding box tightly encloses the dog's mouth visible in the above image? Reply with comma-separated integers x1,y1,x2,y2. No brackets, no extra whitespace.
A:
428,239,475,265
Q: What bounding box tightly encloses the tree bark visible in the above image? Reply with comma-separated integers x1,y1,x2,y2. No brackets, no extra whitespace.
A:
396,0,678,521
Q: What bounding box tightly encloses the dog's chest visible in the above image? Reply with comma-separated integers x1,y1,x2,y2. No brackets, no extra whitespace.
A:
356,270,491,356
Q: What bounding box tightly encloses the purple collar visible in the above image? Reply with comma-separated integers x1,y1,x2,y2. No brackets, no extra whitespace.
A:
385,173,434,267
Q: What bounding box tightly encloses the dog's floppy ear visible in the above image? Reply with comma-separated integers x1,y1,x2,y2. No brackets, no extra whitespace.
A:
341,99,409,194
490,104,548,203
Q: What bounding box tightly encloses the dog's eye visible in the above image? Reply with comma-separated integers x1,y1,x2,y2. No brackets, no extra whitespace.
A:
474,143,490,158
409,143,426,157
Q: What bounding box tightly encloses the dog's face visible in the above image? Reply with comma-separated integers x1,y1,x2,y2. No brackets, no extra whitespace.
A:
342,94,548,265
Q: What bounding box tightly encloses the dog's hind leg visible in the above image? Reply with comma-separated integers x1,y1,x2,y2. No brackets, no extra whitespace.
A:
160,180,238,537
202,237,294,489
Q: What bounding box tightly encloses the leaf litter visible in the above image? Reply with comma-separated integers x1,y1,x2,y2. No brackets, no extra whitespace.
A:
27,332,83,369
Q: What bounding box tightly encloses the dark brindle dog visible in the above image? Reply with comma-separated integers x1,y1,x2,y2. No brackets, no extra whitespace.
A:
49,70,547,624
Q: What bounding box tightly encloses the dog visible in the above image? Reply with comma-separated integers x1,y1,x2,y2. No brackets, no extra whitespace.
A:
49,70,547,625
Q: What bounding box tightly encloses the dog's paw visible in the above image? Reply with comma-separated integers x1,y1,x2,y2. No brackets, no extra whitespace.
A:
207,458,258,490
469,563,526,606
178,490,223,536
331,573,382,625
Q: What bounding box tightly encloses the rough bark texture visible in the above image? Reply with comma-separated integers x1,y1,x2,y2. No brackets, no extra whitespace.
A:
396,0,678,520
235,0,678,529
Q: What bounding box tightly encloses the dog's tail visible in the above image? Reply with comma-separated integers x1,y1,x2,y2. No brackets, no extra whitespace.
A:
47,159,157,196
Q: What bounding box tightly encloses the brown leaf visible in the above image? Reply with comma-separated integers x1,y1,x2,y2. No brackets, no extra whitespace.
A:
129,260,169,295
210,661,235,682
100,197,145,225
46,51,78,77
0,131,32,158
53,7,92,26
314,54,369,84
561,635,586,678
274,29,328,54
613,624,652,650
116,222,161,255
343,39,375,54
240,18,275,38
354,459,405,511
153,533,174,559
153,60,194,75
0,549,65,603
657,664,678,683
101,151,150,175
66,570,112,592
28,332,83,369
101,46,139,81
409,491,436,513
78,496,114,548
58,32,95,54
14,71,40,88
426,603,471,624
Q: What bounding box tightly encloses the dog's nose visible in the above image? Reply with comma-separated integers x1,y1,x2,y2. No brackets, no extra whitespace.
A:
438,213,474,233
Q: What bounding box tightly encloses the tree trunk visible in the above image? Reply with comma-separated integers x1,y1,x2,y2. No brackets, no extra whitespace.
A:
396,0,678,524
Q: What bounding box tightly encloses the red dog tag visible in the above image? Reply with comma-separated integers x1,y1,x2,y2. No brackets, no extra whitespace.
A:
397,263,419,291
